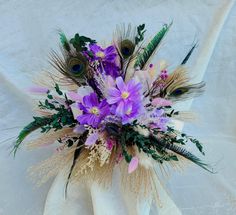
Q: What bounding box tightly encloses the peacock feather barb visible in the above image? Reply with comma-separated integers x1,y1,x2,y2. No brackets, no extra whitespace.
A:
14,23,213,199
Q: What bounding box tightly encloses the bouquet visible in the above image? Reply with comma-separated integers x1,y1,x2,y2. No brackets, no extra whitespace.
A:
14,23,213,204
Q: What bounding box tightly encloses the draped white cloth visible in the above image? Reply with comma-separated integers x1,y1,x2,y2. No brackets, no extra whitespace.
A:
1,0,236,214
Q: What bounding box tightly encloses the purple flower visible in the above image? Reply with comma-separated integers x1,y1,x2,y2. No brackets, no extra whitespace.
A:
89,44,119,78
107,77,142,117
103,62,120,78
77,93,110,128
119,102,142,124
160,69,168,80
85,132,99,146
89,44,117,63
150,109,170,131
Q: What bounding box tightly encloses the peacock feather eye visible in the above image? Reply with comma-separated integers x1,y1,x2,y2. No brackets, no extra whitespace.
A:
67,54,87,77
170,87,189,97
120,39,135,58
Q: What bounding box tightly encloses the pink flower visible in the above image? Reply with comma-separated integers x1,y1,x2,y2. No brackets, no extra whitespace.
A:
67,92,83,102
128,156,139,173
106,139,116,151
151,98,172,107
28,86,49,94
160,70,168,80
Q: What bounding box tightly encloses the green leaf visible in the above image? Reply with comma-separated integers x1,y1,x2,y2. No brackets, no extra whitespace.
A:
134,22,172,69
55,83,63,95
190,138,205,155
47,94,53,99
59,31,71,51
70,33,96,52
169,155,178,161
135,24,146,45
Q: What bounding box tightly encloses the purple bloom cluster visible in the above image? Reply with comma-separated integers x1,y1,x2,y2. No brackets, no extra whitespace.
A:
75,76,143,128
72,44,170,131
89,44,120,78
150,109,170,131
160,69,168,80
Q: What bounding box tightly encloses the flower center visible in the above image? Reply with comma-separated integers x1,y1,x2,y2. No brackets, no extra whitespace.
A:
89,107,100,115
121,91,129,99
96,51,105,58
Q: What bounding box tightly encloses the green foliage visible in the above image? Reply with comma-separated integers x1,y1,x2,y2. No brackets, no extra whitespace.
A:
55,83,63,95
189,137,205,155
121,125,179,164
119,124,213,172
134,22,172,69
166,127,205,155
158,141,213,172
70,33,96,52
135,24,146,45
37,86,75,132
59,32,71,52
14,84,77,155
13,116,52,156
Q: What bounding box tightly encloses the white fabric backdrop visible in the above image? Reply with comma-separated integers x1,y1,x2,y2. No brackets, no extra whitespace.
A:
0,0,236,214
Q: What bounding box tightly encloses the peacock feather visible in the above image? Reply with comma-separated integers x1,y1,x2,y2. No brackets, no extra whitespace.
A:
181,43,197,65
151,66,206,101
134,22,172,70
14,117,52,156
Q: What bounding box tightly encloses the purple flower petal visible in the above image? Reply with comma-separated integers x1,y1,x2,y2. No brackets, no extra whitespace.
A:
78,103,88,113
67,92,83,102
126,79,136,90
89,93,99,106
83,94,93,107
107,88,121,104
116,77,126,91
105,75,116,88
85,132,99,146
86,114,98,127
104,45,116,54
116,101,125,116
105,53,117,62
77,114,90,125
73,124,85,134
103,63,119,78
128,156,139,173
83,93,99,107
89,44,102,53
